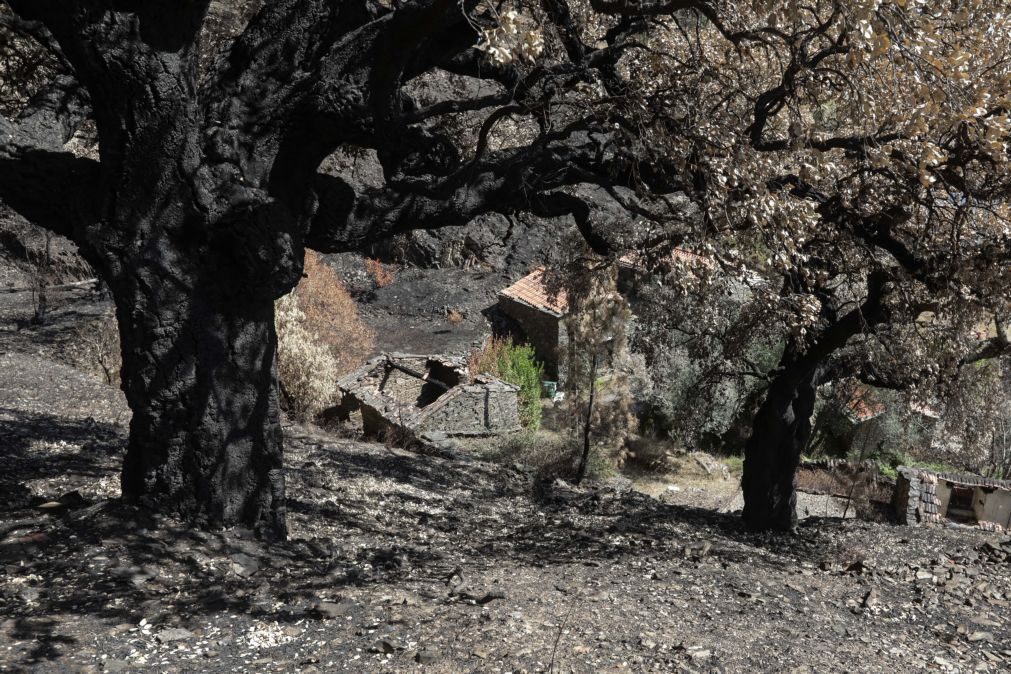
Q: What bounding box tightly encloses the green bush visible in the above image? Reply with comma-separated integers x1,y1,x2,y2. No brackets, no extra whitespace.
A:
498,343,543,430
470,337,544,430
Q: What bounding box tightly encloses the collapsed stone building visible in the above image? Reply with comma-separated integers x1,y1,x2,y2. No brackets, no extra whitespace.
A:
336,353,522,439
894,467,1011,532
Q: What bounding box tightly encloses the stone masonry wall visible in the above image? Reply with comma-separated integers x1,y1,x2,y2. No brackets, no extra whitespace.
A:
498,297,561,380
379,367,428,406
417,386,521,436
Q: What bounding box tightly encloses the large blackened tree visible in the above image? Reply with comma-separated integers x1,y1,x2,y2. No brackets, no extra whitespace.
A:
3,0,1010,538
0,0,677,538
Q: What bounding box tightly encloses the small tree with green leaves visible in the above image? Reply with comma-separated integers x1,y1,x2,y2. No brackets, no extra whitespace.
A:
469,337,544,430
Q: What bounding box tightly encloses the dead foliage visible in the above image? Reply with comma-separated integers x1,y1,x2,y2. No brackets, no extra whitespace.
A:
298,251,376,375
276,250,375,420
364,257,395,288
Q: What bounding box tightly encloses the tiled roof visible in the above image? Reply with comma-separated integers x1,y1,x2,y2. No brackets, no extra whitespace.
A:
909,400,941,419
900,466,1011,491
498,267,568,315
844,385,886,423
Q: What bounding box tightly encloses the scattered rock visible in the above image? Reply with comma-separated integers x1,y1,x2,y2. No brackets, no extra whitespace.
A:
687,647,713,661
311,599,357,619
415,648,439,665
370,639,403,654
229,552,260,577
156,627,194,643
454,589,506,605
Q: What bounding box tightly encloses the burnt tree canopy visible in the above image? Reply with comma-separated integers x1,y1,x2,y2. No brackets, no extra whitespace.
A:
2,0,1010,536
582,1,1011,529
0,0,690,538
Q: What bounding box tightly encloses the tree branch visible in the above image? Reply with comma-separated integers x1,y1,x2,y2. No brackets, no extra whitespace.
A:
15,74,90,147
0,132,100,243
959,315,1011,367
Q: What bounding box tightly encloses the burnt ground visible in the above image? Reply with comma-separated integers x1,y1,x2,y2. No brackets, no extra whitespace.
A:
3,276,1011,674
324,253,528,357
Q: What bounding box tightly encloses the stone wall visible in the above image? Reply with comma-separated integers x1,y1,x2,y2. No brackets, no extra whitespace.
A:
894,468,939,525
935,480,953,516
895,466,1011,531
338,353,521,439
416,383,521,436
379,367,428,406
498,296,561,380
977,489,1011,529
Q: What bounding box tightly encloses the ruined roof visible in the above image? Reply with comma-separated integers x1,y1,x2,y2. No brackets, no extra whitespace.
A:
843,386,942,424
844,385,887,423
909,399,941,419
337,353,521,437
898,466,1011,491
498,267,568,316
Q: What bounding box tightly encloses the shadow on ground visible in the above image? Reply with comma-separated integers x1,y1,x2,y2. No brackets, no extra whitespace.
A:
0,420,876,669
0,407,124,510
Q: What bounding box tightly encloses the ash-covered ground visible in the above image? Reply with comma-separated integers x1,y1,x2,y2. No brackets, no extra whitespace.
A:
2,254,1011,674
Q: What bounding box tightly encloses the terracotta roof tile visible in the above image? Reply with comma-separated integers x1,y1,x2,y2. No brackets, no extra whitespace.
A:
499,267,568,315
845,385,887,423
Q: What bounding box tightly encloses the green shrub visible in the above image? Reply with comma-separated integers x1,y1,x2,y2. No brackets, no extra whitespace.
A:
470,337,544,430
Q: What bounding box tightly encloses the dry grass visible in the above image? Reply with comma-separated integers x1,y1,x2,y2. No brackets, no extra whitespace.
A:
474,429,622,482
80,310,120,386
276,250,375,419
364,257,395,288
467,336,503,379
298,251,376,375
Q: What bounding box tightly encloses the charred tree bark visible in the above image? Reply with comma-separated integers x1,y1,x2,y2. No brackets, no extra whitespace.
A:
741,273,890,531
116,259,287,539
741,354,820,531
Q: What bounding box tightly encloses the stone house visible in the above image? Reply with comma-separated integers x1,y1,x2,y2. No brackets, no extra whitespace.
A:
894,466,1011,532
336,353,521,438
497,267,569,385
497,251,716,389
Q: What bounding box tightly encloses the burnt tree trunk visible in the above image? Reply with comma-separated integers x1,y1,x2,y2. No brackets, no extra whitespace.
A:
116,255,287,539
575,352,599,485
741,354,820,531
741,272,889,530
